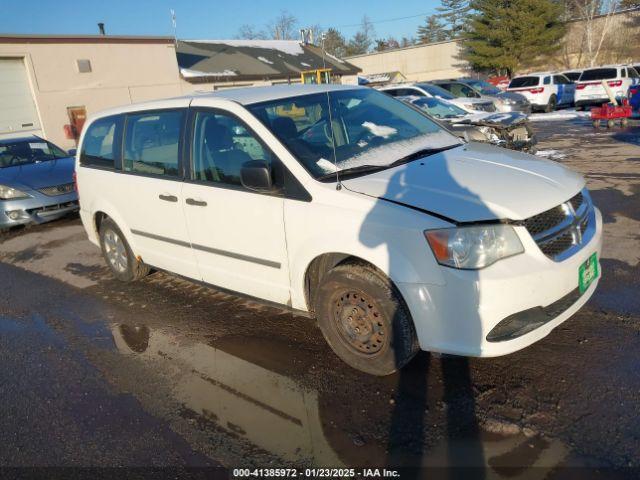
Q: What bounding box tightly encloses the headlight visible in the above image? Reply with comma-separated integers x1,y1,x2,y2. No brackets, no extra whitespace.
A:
425,224,524,269
0,185,30,200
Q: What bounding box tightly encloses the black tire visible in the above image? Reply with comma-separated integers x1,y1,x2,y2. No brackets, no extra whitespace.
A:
99,217,150,282
545,95,557,113
315,262,419,376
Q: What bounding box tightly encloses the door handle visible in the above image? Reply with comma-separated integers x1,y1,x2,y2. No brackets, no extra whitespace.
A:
159,194,178,202
186,198,207,207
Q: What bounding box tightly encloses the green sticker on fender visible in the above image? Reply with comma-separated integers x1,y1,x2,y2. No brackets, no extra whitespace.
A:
579,253,599,294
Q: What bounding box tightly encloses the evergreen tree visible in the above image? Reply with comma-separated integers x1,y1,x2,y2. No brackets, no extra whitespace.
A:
417,15,448,43
437,0,472,38
463,0,565,76
322,28,348,58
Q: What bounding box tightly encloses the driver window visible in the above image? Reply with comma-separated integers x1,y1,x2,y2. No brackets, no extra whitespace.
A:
460,85,479,98
192,110,273,186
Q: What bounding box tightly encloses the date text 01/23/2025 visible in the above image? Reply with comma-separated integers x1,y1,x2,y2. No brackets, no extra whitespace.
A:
232,468,401,478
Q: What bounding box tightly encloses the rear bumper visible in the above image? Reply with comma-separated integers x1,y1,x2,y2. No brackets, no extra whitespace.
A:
398,208,603,357
0,191,79,228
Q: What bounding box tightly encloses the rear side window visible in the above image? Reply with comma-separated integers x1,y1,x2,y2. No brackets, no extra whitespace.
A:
509,77,540,88
563,72,581,82
579,68,617,81
80,115,121,168
123,110,183,177
553,75,569,85
629,67,640,79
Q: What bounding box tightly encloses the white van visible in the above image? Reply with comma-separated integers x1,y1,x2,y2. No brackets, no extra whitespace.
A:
76,85,602,375
575,65,640,109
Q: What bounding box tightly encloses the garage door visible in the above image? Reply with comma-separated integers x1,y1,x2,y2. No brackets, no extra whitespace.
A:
0,58,41,135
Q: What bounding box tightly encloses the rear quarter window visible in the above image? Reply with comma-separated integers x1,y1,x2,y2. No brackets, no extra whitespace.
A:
579,68,618,81
80,115,122,169
509,77,540,88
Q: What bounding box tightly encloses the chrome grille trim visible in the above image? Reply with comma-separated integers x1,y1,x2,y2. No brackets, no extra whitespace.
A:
524,189,595,261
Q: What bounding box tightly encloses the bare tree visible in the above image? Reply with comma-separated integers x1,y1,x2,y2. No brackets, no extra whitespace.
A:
236,24,267,40
568,0,621,66
267,11,298,40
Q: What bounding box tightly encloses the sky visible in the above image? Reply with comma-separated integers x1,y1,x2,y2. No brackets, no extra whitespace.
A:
1,0,441,41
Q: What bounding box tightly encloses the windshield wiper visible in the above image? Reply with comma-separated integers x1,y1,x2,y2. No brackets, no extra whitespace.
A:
316,144,460,181
388,144,460,168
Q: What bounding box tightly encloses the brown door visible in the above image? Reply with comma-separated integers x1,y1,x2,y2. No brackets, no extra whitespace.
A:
67,106,87,143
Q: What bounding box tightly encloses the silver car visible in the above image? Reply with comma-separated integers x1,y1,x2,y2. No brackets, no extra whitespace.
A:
433,78,531,113
0,135,78,229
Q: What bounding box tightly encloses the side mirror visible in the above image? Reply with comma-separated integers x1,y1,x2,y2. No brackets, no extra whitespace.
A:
240,160,273,192
67,148,77,156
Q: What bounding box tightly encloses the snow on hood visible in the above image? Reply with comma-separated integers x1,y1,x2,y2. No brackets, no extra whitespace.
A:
187,39,305,56
341,142,585,222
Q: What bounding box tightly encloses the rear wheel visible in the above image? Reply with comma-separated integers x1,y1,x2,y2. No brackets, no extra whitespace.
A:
545,94,557,113
315,262,419,376
99,217,149,282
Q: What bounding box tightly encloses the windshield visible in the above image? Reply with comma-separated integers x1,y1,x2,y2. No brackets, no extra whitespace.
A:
248,88,461,179
415,83,458,100
409,97,467,118
466,79,501,95
579,68,617,81
509,77,540,88
0,139,68,168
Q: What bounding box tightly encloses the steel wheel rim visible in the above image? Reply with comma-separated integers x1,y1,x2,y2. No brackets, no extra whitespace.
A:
333,290,386,355
103,229,128,273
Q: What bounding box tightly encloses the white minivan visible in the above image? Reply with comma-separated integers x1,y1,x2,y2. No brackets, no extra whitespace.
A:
76,85,602,376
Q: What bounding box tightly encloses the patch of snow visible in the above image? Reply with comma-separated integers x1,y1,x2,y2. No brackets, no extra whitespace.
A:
301,62,311,67
339,131,461,171
535,149,567,160
528,109,591,122
316,158,337,173
257,56,274,65
324,52,345,64
188,39,305,56
362,121,397,139
180,68,237,78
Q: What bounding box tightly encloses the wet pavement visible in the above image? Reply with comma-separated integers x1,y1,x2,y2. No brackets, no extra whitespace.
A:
0,117,639,477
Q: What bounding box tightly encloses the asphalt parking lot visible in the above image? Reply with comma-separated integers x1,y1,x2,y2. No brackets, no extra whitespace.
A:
0,116,639,477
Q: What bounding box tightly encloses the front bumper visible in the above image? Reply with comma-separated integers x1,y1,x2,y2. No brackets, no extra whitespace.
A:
0,190,79,228
498,103,532,114
398,208,603,357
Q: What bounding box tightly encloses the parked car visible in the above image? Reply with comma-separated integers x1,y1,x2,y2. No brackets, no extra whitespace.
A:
431,78,531,113
0,135,78,229
77,85,602,376
488,75,510,91
379,82,497,113
561,69,583,83
401,95,535,151
574,65,640,109
507,72,575,112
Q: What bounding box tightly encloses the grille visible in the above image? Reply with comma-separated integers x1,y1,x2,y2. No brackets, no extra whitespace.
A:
523,190,592,260
38,183,75,196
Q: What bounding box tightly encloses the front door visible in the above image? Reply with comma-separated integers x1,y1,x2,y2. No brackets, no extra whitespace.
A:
181,108,291,305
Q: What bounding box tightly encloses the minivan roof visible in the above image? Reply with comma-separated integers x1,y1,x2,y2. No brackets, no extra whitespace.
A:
92,84,361,119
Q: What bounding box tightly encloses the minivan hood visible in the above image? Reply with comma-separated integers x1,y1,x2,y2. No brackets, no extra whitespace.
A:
341,142,584,223
0,157,75,190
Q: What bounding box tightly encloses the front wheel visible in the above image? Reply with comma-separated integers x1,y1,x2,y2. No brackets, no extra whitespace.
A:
315,263,419,376
99,217,150,282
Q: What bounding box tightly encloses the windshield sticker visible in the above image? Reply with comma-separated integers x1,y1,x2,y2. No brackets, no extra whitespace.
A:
361,121,398,139
29,142,50,151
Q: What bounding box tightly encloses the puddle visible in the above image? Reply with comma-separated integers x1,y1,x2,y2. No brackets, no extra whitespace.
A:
109,323,585,473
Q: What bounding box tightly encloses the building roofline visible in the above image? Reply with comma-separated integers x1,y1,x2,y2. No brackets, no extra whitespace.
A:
344,38,461,60
0,34,175,44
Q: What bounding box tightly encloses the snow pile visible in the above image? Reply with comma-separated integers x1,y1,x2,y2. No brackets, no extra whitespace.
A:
257,56,274,65
528,109,591,122
180,68,237,78
188,39,305,56
535,149,567,160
